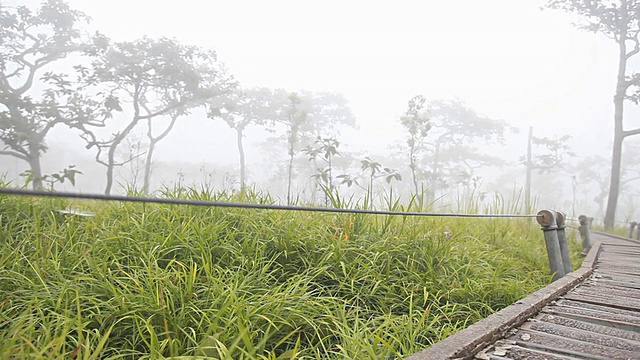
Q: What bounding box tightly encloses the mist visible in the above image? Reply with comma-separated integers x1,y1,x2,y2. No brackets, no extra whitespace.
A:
2,0,640,225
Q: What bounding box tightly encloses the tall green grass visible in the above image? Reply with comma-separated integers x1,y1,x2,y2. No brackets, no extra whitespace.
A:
0,188,580,359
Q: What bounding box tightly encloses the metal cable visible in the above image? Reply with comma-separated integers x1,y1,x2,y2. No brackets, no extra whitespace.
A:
0,187,540,218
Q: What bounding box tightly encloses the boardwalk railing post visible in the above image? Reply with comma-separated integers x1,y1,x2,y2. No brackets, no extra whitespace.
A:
556,211,572,274
537,209,565,281
578,215,591,256
636,223,640,241
629,221,637,239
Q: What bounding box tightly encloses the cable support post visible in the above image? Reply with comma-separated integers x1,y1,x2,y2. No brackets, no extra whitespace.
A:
555,211,572,274
629,221,637,239
536,209,565,281
578,214,592,256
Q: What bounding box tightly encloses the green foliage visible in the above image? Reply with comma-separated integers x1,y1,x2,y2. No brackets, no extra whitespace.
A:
0,189,564,359
20,165,82,189
358,157,402,204
304,136,343,202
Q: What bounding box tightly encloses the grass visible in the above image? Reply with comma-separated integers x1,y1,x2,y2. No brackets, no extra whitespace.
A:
0,187,583,359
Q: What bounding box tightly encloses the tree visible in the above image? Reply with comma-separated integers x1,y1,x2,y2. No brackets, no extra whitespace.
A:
547,0,640,228
571,141,640,220
142,109,180,193
571,155,610,218
282,93,307,204
418,99,512,202
303,136,343,204
523,127,575,212
0,0,108,189
400,95,431,198
209,87,287,190
275,91,355,205
82,36,233,194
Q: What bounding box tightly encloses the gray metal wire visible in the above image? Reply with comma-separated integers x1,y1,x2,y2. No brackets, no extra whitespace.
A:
0,188,540,218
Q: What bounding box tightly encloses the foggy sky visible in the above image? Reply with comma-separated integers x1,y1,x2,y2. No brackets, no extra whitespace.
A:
4,0,640,221
68,0,620,156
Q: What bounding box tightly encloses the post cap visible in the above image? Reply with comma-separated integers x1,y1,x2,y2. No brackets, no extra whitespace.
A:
537,209,557,227
578,215,589,225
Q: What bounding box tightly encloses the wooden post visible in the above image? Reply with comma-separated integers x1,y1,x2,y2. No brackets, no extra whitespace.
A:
629,222,637,239
537,209,565,281
578,215,591,256
556,211,572,274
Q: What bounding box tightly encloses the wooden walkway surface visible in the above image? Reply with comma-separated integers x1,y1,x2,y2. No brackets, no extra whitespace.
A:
407,232,640,360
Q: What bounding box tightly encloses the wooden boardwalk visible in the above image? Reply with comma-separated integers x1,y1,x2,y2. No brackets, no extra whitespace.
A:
407,232,640,360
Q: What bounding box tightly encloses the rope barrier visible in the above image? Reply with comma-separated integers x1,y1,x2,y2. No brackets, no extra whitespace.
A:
0,187,539,218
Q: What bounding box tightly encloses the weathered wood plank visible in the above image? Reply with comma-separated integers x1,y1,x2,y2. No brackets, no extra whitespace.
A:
406,232,640,360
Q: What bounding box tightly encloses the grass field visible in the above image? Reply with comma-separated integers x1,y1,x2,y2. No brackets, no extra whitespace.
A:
0,188,583,359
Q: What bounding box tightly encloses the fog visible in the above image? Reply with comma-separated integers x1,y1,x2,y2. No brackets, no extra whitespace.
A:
3,0,640,225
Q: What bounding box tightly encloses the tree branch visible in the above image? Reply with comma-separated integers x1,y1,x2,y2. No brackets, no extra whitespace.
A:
113,150,147,167
137,99,189,121
0,149,28,161
12,53,62,95
623,127,640,137
148,111,180,144
626,32,640,60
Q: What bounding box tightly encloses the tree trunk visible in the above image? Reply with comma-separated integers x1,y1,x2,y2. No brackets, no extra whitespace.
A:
237,127,246,190
105,148,116,195
604,29,629,229
428,142,440,203
328,155,333,192
105,121,139,195
409,146,419,198
286,125,299,205
369,174,374,202
27,151,43,190
605,134,624,228
143,114,179,194
142,139,156,194
525,126,533,213
287,150,294,205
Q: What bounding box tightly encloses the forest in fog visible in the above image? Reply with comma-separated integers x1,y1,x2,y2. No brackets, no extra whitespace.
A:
3,0,640,226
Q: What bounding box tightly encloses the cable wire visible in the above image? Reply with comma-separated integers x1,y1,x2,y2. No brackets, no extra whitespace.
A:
0,187,539,218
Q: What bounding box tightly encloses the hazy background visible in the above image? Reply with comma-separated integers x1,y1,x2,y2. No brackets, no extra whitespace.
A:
2,0,639,223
